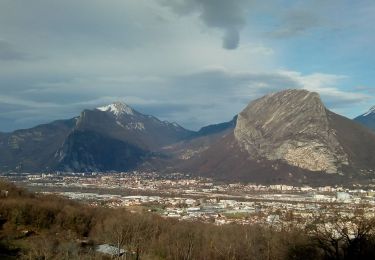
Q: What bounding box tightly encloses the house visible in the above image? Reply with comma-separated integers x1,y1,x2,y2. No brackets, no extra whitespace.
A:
336,192,351,202
96,244,126,258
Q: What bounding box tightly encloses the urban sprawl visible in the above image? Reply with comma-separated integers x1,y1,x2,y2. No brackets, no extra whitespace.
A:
3,171,375,231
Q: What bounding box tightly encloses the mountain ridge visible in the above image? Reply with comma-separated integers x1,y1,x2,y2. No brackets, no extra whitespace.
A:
0,102,194,172
1,93,375,186
354,105,375,132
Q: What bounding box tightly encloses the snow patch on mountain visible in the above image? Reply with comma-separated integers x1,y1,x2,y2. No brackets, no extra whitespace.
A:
97,102,134,116
363,106,375,117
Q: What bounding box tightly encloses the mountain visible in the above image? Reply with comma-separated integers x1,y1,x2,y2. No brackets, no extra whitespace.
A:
0,119,76,172
1,92,375,185
177,89,375,185
76,102,193,150
150,114,238,165
0,102,194,172
354,106,375,132
194,116,237,137
56,102,194,171
234,90,349,174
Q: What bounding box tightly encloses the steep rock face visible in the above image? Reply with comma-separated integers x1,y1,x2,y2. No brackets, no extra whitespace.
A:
178,132,343,185
234,89,348,173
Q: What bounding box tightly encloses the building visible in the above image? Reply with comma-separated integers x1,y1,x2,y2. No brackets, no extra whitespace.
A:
96,244,126,258
336,192,351,202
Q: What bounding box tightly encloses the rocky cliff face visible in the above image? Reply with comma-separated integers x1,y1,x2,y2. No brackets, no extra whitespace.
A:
234,89,349,173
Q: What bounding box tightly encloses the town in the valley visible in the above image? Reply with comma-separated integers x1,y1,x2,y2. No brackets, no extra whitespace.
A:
2,171,375,229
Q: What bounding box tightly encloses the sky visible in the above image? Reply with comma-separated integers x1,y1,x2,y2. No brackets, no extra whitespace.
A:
0,0,374,132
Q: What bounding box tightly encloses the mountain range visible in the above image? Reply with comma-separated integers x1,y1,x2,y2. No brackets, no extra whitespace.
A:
1,89,375,185
354,106,375,132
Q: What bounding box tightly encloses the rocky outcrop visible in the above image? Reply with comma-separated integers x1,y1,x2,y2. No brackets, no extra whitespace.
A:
234,89,349,173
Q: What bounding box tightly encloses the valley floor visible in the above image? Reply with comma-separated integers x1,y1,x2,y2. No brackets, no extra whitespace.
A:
3,172,375,229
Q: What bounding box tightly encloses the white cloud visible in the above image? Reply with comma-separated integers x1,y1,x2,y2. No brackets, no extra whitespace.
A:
0,95,61,109
279,71,370,106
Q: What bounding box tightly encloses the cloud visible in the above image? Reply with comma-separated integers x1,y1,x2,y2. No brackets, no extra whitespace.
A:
222,28,240,49
94,69,370,128
354,86,375,94
270,10,321,38
165,68,370,121
0,40,30,61
0,67,371,131
277,71,370,106
0,0,373,131
161,0,252,49
0,94,60,109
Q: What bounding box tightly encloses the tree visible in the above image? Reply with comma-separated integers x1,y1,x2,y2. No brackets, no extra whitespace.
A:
306,206,375,260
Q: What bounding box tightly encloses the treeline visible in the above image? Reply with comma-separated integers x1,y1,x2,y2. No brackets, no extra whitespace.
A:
1,180,375,259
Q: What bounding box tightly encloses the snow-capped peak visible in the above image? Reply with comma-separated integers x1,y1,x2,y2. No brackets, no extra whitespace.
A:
97,102,134,116
363,105,375,117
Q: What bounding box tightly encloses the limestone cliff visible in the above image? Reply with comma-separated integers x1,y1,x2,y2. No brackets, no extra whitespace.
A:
234,89,349,173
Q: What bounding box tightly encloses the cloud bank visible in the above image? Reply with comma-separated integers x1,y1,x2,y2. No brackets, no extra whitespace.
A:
0,0,374,131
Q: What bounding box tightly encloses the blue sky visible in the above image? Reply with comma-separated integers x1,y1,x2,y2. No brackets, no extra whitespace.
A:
0,0,374,131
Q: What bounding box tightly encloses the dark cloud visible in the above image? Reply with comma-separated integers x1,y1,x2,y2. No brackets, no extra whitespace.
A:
223,28,240,49
161,0,251,49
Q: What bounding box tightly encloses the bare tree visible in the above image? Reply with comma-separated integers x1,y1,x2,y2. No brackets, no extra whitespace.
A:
307,205,375,260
